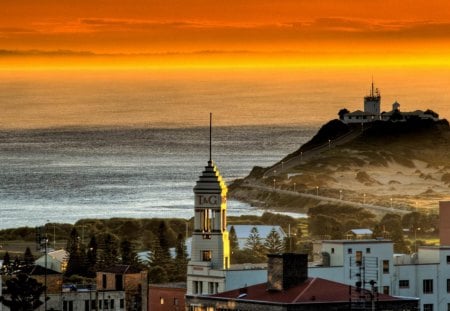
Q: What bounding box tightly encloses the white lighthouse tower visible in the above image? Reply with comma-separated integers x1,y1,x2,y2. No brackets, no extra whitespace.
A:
364,80,381,115
186,114,230,295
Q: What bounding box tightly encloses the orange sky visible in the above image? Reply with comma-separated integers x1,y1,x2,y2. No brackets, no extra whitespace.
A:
1,0,450,69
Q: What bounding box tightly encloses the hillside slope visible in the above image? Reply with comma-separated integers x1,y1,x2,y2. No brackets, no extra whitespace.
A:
229,118,450,214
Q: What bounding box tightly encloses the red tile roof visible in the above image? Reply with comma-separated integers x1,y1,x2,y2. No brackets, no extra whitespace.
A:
212,278,402,304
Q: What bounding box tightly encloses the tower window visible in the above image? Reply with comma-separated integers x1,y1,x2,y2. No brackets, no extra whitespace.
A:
202,250,212,261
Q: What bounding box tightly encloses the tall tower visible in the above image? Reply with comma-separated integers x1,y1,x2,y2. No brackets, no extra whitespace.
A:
187,114,230,295
364,80,381,115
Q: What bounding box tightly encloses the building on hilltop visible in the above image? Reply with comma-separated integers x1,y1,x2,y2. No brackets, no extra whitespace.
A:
342,82,438,124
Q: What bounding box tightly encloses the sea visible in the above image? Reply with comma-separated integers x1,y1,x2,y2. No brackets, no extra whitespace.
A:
0,68,449,229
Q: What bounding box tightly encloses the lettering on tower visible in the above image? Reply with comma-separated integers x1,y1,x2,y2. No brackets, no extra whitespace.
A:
197,194,220,207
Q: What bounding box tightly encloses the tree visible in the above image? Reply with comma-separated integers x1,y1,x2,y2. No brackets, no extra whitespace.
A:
23,247,35,268
229,226,239,252
264,228,284,254
85,235,98,277
120,239,139,268
2,251,11,274
65,228,85,277
147,221,175,281
245,227,264,260
338,108,350,120
97,233,119,269
0,273,46,310
173,233,189,281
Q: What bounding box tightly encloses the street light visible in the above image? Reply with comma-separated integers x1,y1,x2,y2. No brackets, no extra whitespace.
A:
281,161,284,171
414,227,421,253
273,179,276,190
339,190,343,200
293,182,296,192
328,139,331,149
390,198,393,208
316,186,319,196
300,152,303,161
363,193,366,205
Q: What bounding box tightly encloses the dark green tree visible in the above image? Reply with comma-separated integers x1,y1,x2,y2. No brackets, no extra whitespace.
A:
229,226,239,252
338,108,350,120
2,251,11,274
245,227,264,260
264,227,284,254
65,228,85,277
85,235,98,277
23,247,35,268
0,273,46,310
173,233,189,281
120,239,139,268
98,233,119,269
148,266,169,284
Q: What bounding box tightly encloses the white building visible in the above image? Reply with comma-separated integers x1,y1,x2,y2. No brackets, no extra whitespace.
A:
309,201,450,311
35,249,68,273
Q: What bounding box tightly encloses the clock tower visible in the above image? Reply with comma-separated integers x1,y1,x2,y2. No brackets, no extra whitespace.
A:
187,115,230,295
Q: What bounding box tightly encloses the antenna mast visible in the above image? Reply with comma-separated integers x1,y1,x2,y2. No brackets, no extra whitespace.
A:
209,112,212,163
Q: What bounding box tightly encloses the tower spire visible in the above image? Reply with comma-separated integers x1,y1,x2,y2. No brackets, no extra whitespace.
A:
209,112,212,164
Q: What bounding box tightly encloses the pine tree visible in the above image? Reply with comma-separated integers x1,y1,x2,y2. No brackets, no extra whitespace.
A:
245,227,264,258
97,234,119,270
65,228,85,277
85,236,98,277
23,247,35,268
173,233,189,281
120,239,139,268
229,226,239,252
264,227,284,254
148,221,175,282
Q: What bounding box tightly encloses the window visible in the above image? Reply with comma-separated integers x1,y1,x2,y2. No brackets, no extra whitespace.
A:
331,247,335,254
208,282,214,294
447,279,450,293
110,299,114,309
160,297,164,304
366,247,371,254
424,304,433,311
347,248,352,254
174,298,179,305
423,279,433,294
356,251,362,266
383,286,389,294
102,274,107,289
447,303,450,311
104,300,109,309
447,255,450,264
383,260,389,273
84,300,89,311
63,301,73,311
193,281,203,294
202,250,212,261
120,299,124,309
399,280,410,288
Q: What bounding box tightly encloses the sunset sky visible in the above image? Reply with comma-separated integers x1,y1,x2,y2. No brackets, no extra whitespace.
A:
2,0,450,69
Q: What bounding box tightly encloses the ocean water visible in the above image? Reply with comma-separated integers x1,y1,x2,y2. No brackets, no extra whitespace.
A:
0,126,315,229
0,68,449,229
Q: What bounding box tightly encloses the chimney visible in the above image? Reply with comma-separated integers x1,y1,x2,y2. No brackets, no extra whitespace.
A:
440,201,450,246
267,253,308,291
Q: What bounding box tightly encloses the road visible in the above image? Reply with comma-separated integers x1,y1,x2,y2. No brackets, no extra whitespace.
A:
240,182,410,215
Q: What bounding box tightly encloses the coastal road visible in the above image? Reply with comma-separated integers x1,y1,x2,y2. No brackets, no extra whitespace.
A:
239,182,410,216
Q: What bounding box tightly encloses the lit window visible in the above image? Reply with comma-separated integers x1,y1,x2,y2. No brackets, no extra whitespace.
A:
160,297,164,305
202,250,212,261
383,260,389,273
